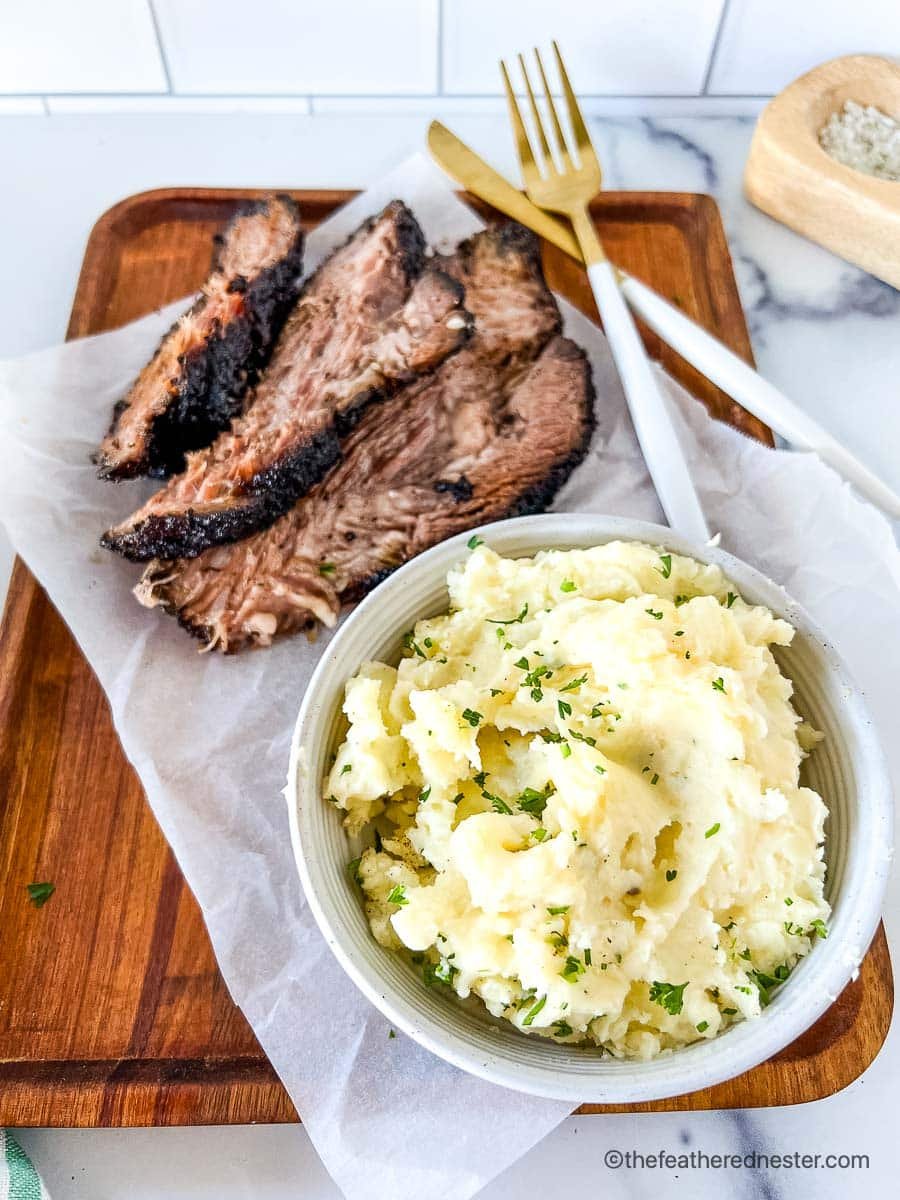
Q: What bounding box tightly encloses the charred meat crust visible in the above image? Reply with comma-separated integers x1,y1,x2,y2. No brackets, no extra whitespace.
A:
300,197,427,295
96,194,305,480
102,220,472,563
131,223,595,653
137,248,305,478
101,424,342,561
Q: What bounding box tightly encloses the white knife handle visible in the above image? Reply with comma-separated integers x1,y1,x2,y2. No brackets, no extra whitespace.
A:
620,273,900,522
587,260,711,543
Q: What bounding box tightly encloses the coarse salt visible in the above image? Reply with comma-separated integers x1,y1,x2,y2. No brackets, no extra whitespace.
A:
819,99,900,182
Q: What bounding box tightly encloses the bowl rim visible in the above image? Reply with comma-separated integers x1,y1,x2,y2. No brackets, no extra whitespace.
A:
287,513,893,1102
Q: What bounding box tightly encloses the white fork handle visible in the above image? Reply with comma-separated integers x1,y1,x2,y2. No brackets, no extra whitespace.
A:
620,274,900,521
588,259,711,542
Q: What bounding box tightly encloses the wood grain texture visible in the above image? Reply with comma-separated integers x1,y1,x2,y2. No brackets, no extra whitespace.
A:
0,187,891,1127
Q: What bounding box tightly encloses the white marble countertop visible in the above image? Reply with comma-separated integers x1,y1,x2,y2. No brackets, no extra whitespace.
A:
2,110,897,1199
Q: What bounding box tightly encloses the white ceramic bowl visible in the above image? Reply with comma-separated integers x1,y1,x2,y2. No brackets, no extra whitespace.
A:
287,514,893,1103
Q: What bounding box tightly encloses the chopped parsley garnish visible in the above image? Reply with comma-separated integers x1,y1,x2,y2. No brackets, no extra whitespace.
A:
808,918,828,939
560,955,586,983
387,885,408,906
547,905,570,916
696,1020,709,1033
518,783,555,817
552,1020,574,1037
462,708,483,727
489,687,502,696
557,699,572,719
540,729,563,744
515,656,530,670
424,637,433,648
645,608,663,620
419,786,431,803
560,579,577,593
569,729,596,747
402,631,426,658
424,960,458,988
712,677,726,692
388,1029,396,1038
594,764,606,775
749,965,791,1007
649,980,688,1015
584,948,592,966
674,594,689,606
666,869,677,882
340,763,352,775
784,897,794,906
725,592,737,608
657,554,672,578
560,743,572,759
318,562,336,576
27,882,55,908
486,603,528,625
531,827,549,842
722,1007,738,1015
347,858,362,885
674,630,685,637
467,534,484,549
485,791,512,815
473,770,488,787
650,773,659,785
705,822,721,838
522,663,552,702
560,674,588,693
522,994,547,1026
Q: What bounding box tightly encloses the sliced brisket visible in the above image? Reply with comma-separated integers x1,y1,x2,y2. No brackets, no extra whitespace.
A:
96,194,305,480
135,225,595,652
102,201,472,561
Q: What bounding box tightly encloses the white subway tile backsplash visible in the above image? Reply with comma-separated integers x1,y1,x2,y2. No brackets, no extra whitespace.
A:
0,0,167,94
153,0,439,95
708,0,900,95
441,0,725,95
0,0,892,114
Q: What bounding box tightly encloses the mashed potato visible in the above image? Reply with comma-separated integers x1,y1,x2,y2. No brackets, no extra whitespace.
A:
325,541,830,1058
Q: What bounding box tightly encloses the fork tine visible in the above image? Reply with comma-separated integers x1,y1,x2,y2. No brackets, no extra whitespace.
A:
552,40,599,171
518,53,555,175
500,58,541,189
534,47,573,171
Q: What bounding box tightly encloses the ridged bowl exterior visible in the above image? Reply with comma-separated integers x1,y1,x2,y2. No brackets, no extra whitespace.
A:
287,515,893,1102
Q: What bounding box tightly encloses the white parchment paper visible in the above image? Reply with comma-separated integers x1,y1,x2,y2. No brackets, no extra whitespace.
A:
1,155,897,1200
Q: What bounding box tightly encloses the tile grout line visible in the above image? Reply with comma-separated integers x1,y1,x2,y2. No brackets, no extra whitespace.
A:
437,0,444,94
701,0,732,95
147,0,174,94
27,90,775,102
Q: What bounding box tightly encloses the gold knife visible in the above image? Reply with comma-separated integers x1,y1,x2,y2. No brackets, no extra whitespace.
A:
427,120,583,262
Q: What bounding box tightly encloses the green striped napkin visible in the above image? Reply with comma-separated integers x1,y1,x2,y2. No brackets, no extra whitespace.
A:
0,1133,50,1200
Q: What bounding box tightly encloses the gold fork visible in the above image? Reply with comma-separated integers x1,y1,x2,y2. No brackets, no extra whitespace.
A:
502,44,710,543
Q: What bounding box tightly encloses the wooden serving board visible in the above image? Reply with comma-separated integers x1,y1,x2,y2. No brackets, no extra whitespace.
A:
0,188,892,1126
